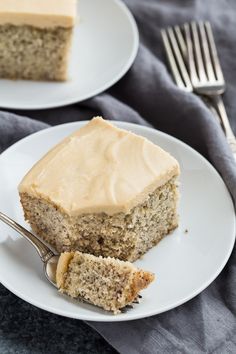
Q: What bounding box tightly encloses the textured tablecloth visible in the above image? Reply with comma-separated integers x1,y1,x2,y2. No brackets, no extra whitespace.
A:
0,0,236,353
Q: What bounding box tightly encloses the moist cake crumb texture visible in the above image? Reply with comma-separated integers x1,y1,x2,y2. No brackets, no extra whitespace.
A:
20,177,178,261
56,251,155,313
0,0,76,81
0,25,73,81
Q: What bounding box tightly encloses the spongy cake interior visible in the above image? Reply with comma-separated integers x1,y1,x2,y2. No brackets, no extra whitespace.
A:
0,0,76,81
56,251,155,313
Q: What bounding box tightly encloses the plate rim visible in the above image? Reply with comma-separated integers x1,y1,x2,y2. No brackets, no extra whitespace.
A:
0,0,139,110
0,121,235,322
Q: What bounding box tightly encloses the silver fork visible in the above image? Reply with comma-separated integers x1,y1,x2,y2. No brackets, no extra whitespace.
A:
161,27,220,122
0,211,137,313
184,21,236,157
0,211,59,287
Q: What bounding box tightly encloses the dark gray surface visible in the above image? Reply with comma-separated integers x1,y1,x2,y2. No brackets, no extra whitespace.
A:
0,285,118,354
0,0,236,353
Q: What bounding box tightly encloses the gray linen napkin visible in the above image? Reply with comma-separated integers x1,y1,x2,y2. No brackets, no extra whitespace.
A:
1,0,236,353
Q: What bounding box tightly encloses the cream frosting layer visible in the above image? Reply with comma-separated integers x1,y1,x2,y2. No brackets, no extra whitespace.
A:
0,0,76,28
19,117,180,216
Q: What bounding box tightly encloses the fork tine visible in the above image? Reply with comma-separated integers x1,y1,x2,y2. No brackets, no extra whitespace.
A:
161,28,192,91
198,21,215,81
161,29,186,90
167,27,192,90
120,304,133,313
184,23,198,86
204,22,224,83
174,25,187,60
190,21,207,82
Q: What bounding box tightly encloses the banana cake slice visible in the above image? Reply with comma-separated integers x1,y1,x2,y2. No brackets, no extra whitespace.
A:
19,117,180,261
56,251,155,313
0,0,76,81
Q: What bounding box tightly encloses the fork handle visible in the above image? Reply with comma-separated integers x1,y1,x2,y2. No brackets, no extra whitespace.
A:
0,211,54,263
202,97,221,125
211,95,236,158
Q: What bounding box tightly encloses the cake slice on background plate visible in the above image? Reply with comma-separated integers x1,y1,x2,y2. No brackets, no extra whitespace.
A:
0,0,76,81
56,251,155,314
19,117,180,261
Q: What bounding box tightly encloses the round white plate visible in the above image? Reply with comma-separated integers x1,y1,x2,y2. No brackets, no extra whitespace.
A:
0,0,139,110
0,122,235,322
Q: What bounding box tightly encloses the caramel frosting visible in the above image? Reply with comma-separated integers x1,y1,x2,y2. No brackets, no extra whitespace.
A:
19,117,180,216
0,0,76,28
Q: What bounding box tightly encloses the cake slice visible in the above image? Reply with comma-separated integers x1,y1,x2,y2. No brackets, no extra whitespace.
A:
19,117,180,261
56,251,155,313
0,0,76,81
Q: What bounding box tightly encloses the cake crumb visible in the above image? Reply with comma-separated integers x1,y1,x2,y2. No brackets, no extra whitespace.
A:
184,229,189,234
56,251,155,313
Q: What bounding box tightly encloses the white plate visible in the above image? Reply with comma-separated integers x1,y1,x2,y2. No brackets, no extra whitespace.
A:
0,0,138,110
0,122,235,322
